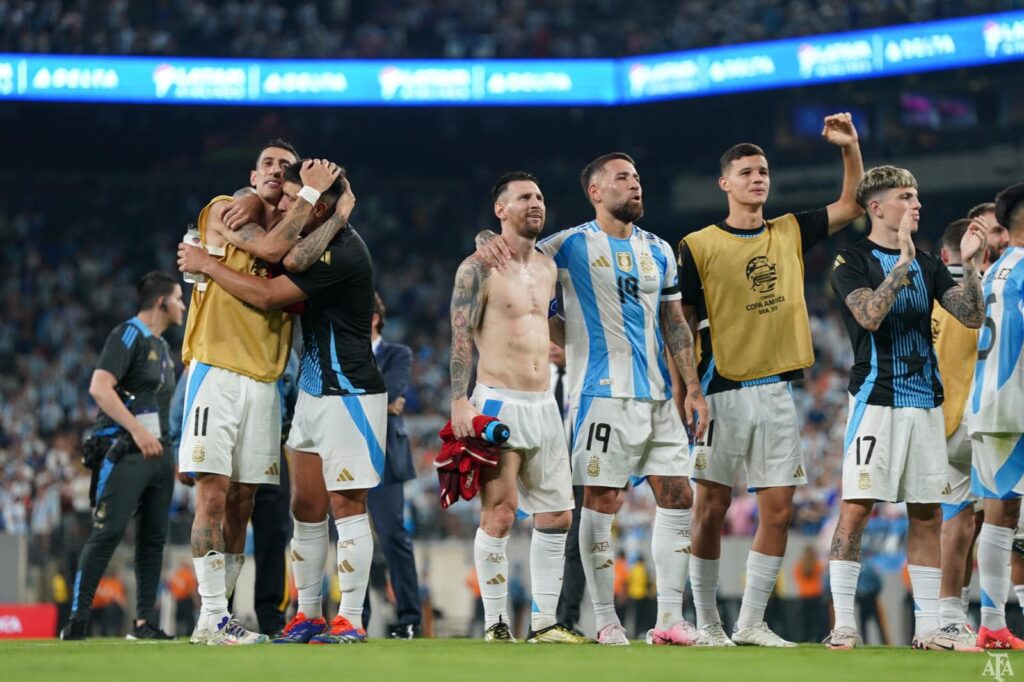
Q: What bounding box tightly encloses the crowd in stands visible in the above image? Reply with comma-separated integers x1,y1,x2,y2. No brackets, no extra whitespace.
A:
1,0,1020,59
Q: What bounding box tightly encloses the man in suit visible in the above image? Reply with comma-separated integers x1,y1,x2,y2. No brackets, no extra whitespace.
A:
364,292,423,638
551,342,585,633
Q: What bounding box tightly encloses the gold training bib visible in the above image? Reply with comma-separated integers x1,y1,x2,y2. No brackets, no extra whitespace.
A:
181,195,293,383
683,214,814,381
931,303,978,437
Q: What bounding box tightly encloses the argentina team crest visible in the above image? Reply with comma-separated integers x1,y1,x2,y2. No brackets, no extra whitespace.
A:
616,252,633,272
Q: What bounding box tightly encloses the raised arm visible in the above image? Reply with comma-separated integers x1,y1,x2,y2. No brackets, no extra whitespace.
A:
659,297,708,439
842,214,915,332
939,216,988,329
449,255,490,439
282,181,356,273
214,160,342,263
821,113,865,233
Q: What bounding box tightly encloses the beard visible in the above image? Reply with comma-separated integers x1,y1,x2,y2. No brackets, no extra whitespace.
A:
512,215,544,239
610,199,643,224
988,244,1005,264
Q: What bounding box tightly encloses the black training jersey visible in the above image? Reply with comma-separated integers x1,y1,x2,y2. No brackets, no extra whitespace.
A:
93,317,175,436
678,208,829,396
286,226,386,397
831,238,957,408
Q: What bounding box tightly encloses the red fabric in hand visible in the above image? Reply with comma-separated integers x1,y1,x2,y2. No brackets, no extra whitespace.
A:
435,416,504,508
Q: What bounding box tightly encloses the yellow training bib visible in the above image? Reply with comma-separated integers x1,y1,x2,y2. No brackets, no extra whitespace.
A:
181,196,293,383
683,215,814,381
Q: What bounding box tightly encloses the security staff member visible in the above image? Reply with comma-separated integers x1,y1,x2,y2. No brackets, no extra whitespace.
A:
60,272,185,641
363,292,422,638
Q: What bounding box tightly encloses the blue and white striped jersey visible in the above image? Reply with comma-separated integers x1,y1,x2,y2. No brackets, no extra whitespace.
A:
537,221,680,401
969,247,1024,434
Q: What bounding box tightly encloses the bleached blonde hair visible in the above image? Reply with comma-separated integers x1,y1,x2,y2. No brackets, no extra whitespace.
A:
855,165,918,208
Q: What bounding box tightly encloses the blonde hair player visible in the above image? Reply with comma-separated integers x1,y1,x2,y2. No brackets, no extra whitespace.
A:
826,166,986,651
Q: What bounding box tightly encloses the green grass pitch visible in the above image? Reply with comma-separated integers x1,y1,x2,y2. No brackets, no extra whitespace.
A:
3,639,1015,682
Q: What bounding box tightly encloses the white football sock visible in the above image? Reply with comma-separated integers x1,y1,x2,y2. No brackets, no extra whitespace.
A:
650,507,691,629
224,553,244,600
690,556,721,628
829,560,860,632
938,597,965,629
475,528,510,630
962,586,971,615
291,517,328,619
908,565,941,637
736,551,783,630
979,523,1013,631
530,528,567,631
580,508,619,631
335,514,373,626
194,551,229,632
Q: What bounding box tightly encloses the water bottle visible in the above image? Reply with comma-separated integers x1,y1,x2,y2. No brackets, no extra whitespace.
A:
182,224,208,290
481,420,511,444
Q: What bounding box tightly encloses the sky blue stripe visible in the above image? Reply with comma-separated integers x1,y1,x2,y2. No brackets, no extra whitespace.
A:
997,265,1024,390
700,356,716,395
843,399,868,459
71,570,83,612
854,337,878,403
299,332,324,396
994,433,1024,496
650,242,672,392
608,236,649,399
565,231,611,397
341,395,385,476
95,457,115,502
941,501,973,523
980,589,996,609
571,395,594,451
481,399,503,418
972,269,997,413
128,316,153,337
181,362,212,439
329,327,364,395
741,374,781,387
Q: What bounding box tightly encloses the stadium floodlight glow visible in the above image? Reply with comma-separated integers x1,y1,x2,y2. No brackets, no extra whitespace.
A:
0,10,1022,106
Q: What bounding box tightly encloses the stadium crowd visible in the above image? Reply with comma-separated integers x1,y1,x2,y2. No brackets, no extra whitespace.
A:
1,0,1021,58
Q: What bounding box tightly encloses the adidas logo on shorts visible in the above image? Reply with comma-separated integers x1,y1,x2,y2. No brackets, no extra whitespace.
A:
336,469,355,482
941,483,952,495
265,463,279,476
793,466,804,478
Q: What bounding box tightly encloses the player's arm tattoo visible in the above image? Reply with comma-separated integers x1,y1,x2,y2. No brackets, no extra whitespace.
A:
659,299,702,399
843,261,911,332
939,262,985,329
222,202,312,262
282,214,347,273
450,256,490,401
829,526,863,562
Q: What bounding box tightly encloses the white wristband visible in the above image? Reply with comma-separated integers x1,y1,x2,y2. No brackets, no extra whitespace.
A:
298,186,321,205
